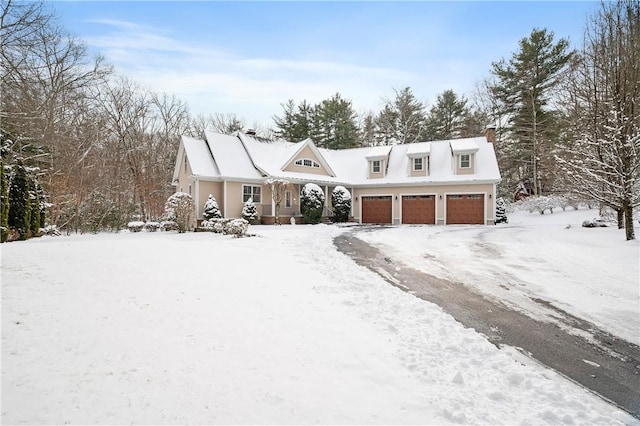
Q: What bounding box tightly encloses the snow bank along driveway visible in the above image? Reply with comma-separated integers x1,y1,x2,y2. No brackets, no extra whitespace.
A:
358,208,640,346
2,223,636,424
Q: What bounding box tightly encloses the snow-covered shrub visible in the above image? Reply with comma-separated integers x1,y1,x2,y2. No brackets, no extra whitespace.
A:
203,194,222,220
301,183,324,224
160,221,178,231
164,192,194,233
43,225,61,236
241,198,259,223
225,218,249,237
582,218,608,228
127,221,145,232
495,197,508,224
144,221,160,232
200,218,231,233
331,186,351,222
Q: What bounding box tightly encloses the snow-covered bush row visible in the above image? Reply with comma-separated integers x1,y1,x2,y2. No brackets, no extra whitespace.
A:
200,218,250,237
160,221,178,231
144,222,160,232
513,195,596,215
127,221,145,232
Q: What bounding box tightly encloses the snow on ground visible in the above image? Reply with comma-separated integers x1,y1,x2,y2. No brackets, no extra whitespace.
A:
358,207,640,346
1,223,636,424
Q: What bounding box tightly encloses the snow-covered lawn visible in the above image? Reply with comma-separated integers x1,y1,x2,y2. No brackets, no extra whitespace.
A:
357,208,640,346
1,218,636,424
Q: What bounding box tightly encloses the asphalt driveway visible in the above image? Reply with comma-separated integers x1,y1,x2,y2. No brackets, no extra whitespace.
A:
334,231,640,419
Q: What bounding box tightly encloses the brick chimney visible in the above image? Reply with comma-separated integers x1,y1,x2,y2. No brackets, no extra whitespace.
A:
485,126,496,144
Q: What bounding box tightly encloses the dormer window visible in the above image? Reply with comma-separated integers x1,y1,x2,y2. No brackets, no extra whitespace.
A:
413,157,423,171
372,160,381,173
295,158,320,168
460,154,470,168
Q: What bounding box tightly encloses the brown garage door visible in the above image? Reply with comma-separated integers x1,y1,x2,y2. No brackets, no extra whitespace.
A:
362,196,392,224
402,195,435,224
446,194,484,224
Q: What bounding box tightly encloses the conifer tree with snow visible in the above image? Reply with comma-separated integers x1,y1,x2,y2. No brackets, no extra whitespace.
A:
495,197,508,224
8,159,31,240
301,183,325,224
241,198,259,223
331,186,352,222
203,194,222,220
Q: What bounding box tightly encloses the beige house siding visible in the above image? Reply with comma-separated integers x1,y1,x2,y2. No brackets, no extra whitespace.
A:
354,183,495,225
455,153,475,175
283,145,330,176
196,181,223,220
176,152,193,195
368,159,386,179
409,156,428,177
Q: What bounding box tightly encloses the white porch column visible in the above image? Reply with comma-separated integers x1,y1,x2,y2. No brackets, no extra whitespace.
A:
195,178,200,219
325,185,329,216
223,180,227,218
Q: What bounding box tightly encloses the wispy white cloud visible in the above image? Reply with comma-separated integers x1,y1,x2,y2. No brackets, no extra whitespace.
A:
83,18,482,126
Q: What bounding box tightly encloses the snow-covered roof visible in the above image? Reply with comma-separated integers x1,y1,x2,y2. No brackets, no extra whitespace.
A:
406,142,431,157
449,138,480,154
365,145,392,160
177,131,500,186
182,136,220,177
205,131,262,180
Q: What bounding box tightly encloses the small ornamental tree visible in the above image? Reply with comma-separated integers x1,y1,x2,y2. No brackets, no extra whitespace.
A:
8,159,31,240
301,183,325,224
495,197,508,224
241,198,259,223
332,186,351,222
165,192,194,233
265,178,289,224
203,194,222,220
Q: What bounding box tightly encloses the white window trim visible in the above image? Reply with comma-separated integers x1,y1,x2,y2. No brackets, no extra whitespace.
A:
413,157,423,171
460,154,471,168
294,158,321,168
371,160,381,173
242,185,261,203
184,155,188,172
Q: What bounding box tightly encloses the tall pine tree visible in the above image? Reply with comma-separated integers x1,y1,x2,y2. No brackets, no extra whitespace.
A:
425,89,470,140
491,28,573,195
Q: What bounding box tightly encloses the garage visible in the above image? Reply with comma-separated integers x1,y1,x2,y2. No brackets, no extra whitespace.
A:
361,196,392,224
402,195,435,224
446,194,485,224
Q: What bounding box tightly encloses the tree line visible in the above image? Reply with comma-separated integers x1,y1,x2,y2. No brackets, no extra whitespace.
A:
1,0,638,239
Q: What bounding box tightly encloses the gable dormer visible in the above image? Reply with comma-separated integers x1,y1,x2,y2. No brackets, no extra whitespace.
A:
281,138,336,177
406,143,431,177
449,139,479,175
366,146,392,179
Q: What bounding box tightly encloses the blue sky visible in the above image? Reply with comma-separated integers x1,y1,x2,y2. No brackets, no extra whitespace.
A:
51,1,599,127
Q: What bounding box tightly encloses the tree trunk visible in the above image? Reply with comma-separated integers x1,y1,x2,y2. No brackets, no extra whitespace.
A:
275,203,280,225
617,208,624,229
623,200,635,241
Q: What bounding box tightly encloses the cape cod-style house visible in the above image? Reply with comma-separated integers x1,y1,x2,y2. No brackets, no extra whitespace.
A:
172,129,501,226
